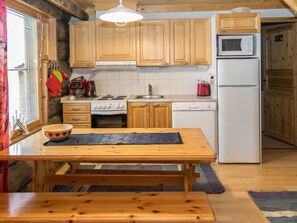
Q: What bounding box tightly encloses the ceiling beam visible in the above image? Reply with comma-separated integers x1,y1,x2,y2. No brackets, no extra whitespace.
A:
283,0,297,14
47,0,89,20
138,1,288,13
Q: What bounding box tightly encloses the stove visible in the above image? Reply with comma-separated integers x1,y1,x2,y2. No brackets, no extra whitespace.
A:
91,95,128,114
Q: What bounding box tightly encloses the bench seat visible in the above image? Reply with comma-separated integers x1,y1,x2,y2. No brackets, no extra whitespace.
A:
0,192,215,223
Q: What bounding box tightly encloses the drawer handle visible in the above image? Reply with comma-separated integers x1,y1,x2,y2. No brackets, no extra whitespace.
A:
152,104,160,107
72,108,81,111
140,105,148,108
189,106,199,109
72,118,81,121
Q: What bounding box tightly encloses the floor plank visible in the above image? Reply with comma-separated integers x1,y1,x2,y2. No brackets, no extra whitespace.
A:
209,150,297,222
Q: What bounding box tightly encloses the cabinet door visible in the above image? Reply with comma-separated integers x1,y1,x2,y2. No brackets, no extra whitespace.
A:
191,19,211,65
216,13,260,34
150,103,172,128
128,103,150,128
96,21,136,61
137,20,170,66
170,19,190,65
69,21,95,68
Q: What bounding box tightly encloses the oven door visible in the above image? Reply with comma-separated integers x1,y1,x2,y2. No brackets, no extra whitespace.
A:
91,113,127,128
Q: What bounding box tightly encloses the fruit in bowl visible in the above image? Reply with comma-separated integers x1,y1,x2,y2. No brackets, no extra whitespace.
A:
42,124,73,141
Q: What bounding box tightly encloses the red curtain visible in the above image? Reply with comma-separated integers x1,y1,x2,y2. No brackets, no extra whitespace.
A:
0,0,9,193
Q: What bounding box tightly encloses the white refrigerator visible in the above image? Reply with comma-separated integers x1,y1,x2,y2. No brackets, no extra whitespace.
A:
217,58,260,163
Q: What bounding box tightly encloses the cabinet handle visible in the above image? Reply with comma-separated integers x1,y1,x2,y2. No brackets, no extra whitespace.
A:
72,118,81,121
140,105,148,108
152,104,160,107
162,62,169,65
72,108,81,111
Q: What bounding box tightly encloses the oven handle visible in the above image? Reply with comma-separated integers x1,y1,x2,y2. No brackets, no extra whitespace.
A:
91,111,127,115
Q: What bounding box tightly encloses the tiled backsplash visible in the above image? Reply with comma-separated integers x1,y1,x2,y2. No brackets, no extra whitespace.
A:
71,66,216,96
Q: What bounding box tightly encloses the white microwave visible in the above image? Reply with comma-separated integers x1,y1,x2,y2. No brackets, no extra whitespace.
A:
217,35,254,56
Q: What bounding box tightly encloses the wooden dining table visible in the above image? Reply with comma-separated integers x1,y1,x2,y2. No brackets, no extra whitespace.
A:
0,128,216,192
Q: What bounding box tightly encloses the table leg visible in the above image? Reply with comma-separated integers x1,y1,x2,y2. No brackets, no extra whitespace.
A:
182,164,198,192
32,161,55,192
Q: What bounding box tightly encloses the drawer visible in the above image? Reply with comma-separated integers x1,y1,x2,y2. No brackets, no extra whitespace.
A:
72,124,92,128
63,114,91,123
63,103,90,114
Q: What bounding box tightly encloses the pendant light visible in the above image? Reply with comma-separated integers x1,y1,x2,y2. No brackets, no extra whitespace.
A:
99,0,143,26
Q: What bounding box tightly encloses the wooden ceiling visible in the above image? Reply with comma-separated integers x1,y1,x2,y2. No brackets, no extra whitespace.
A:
73,0,292,14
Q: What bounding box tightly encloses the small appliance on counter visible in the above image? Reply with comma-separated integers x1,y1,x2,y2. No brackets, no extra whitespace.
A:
85,81,97,97
197,80,211,96
69,76,86,97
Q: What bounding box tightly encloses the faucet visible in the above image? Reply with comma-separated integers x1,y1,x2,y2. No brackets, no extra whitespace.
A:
148,83,153,96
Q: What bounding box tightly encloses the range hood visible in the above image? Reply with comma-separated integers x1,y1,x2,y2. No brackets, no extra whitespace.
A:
94,61,137,71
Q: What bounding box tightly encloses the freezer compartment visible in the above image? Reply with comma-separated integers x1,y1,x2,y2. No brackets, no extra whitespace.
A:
217,58,259,86
218,87,260,163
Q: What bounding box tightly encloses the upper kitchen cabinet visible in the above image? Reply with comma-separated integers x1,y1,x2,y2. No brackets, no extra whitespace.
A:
137,20,170,66
216,13,261,34
96,20,136,61
69,21,96,68
170,19,191,65
191,19,211,65
170,19,211,65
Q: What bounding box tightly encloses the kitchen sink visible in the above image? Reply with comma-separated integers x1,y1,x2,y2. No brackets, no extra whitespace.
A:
135,95,165,99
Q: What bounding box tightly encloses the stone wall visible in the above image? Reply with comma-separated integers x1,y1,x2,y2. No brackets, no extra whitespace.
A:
8,0,71,192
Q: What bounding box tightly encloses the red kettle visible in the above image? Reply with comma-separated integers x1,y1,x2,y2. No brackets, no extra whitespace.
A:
197,80,211,96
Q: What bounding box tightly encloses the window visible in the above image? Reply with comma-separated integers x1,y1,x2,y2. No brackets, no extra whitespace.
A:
7,9,40,127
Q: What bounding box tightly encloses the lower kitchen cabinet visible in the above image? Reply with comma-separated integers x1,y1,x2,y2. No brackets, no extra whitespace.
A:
62,103,91,128
128,102,172,128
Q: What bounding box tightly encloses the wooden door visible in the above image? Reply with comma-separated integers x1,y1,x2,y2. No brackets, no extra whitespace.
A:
150,103,172,128
170,19,190,65
96,21,136,61
216,13,261,34
191,19,211,65
265,25,295,144
137,20,170,66
69,21,95,68
127,103,150,128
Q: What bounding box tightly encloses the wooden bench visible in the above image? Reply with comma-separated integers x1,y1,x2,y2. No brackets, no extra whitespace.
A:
0,192,215,223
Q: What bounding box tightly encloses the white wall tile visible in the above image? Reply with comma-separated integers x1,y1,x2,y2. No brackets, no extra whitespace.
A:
74,65,215,96
170,79,183,95
132,79,145,95
95,81,107,96
106,80,120,95
107,71,120,80
119,79,132,95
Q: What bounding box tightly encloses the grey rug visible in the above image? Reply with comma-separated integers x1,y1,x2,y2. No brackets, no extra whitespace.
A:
249,191,297,223
54,164,224,194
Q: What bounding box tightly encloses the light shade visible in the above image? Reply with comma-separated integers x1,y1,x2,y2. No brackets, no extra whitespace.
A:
99,0,143,24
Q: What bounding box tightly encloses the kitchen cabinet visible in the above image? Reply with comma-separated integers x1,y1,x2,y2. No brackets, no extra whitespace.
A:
69,21,95,67
216,13,261,34
191,19,211,65
63,103,91,128
128,102,172,128
170,19,211,65
170,19,191,65
96,21,136,61
137,20,170,66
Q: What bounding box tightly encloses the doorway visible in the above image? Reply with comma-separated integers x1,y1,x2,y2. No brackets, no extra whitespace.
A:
261,20,297,149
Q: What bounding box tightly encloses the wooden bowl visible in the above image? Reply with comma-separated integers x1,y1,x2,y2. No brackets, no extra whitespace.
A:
42,124,73,142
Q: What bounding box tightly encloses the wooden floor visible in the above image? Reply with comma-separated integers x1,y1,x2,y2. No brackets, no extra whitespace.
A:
209,149,297,222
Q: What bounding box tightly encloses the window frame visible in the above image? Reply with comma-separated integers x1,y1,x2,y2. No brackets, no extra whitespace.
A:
7,0,57,143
